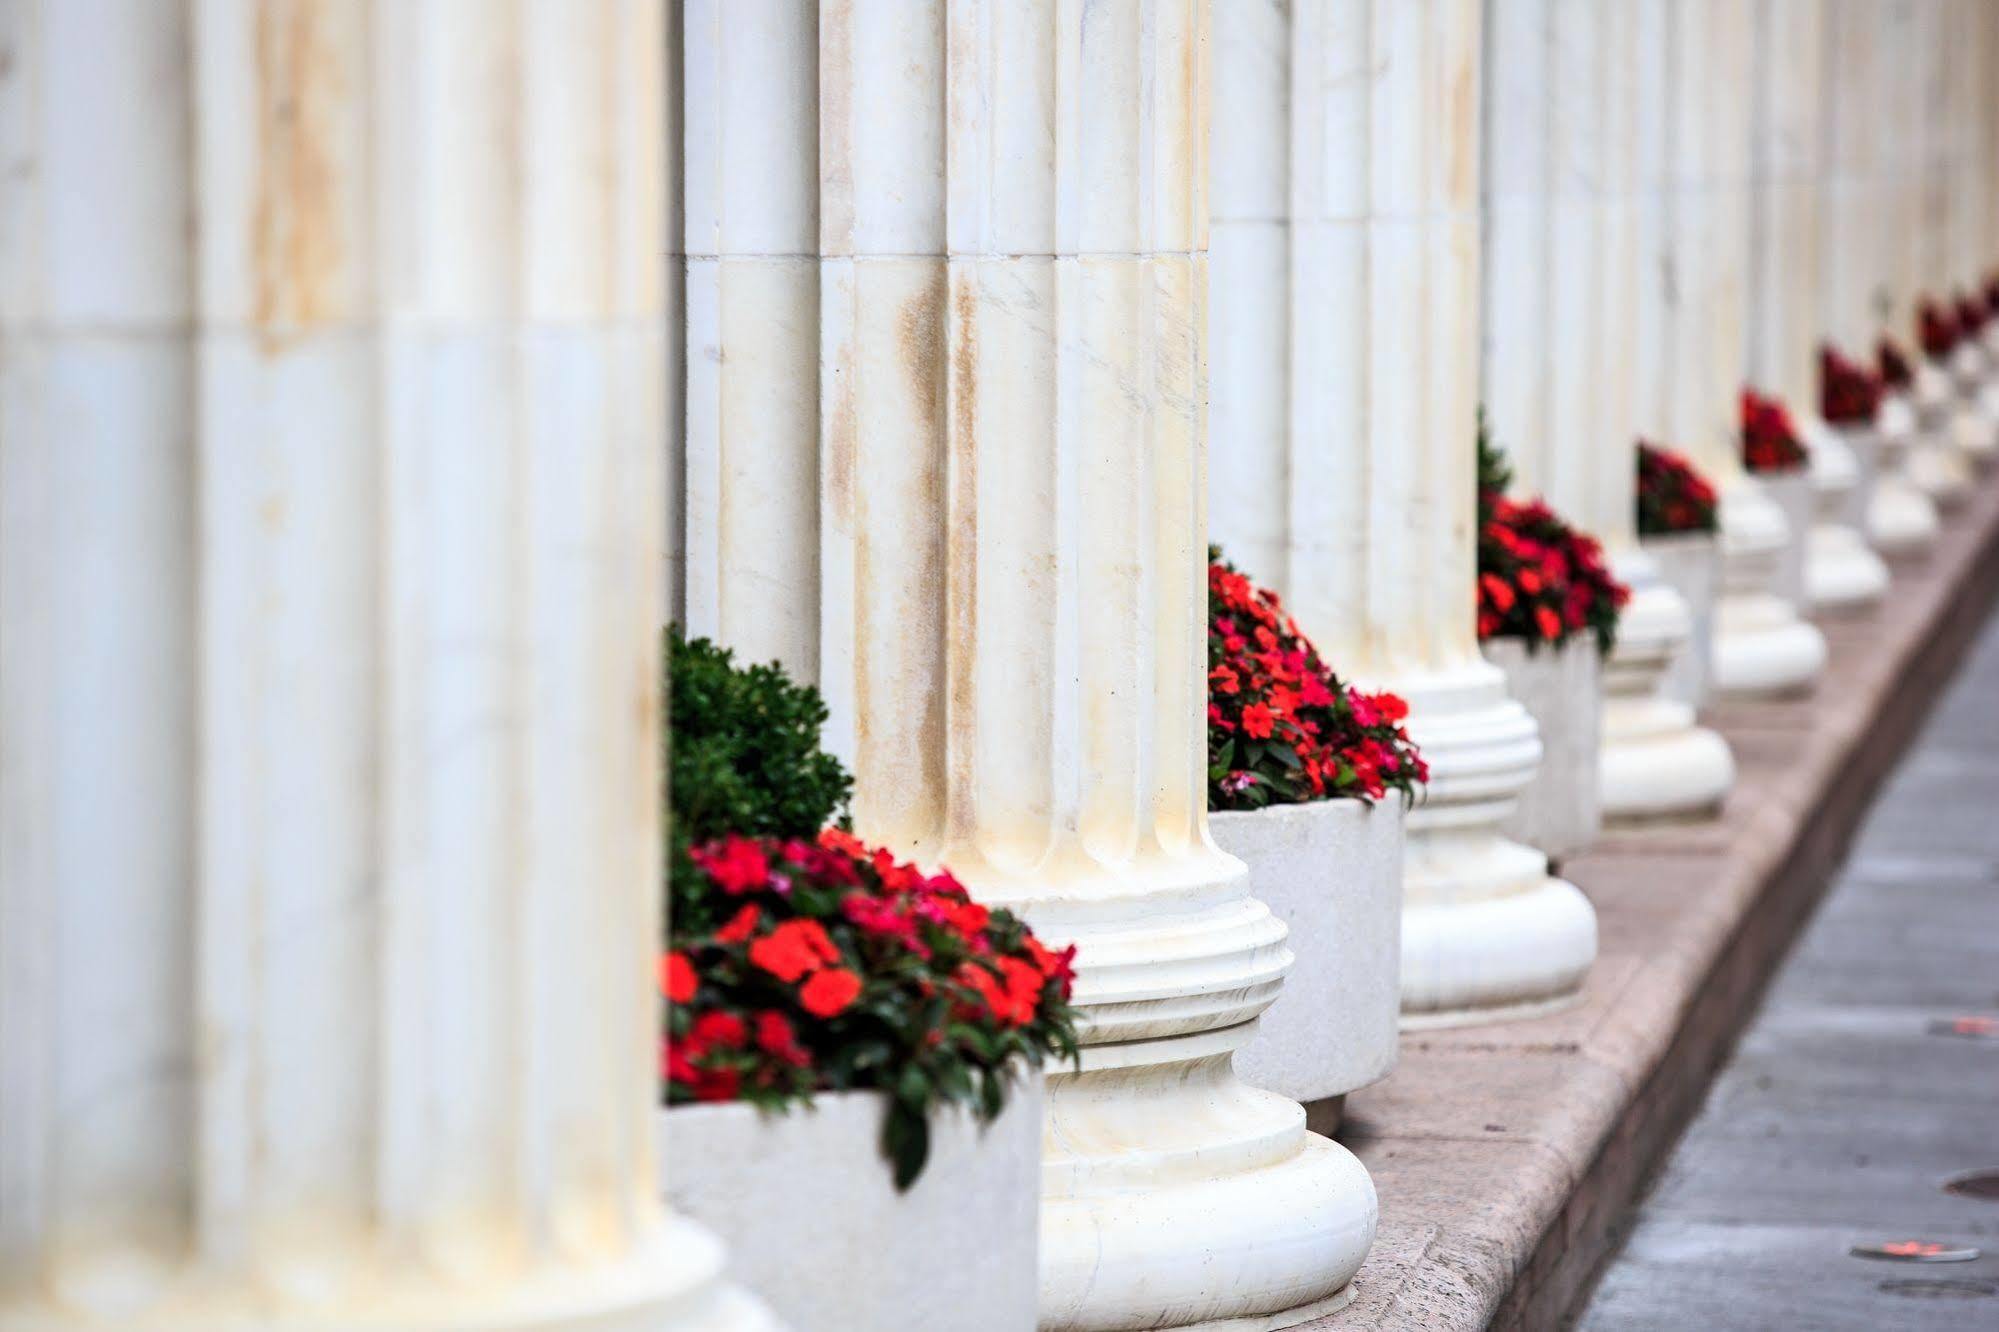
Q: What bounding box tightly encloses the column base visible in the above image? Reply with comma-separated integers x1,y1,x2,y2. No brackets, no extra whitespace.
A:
1805,525,1890,613
1909,442,1973,509
1955,402,1999,467
0,1215,783,1332
1037,1048,1376,1332
1712,592,1827,698
1868,477,1941,558
1600,695,1734,823
1400,876,1598,1027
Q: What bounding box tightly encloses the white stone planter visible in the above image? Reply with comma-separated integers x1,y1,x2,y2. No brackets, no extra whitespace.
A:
1870,394,1943,558
663,1077,1044,1332
1802,421,1888,615
1641,531,1721,709
1912,361,1974,508
1753,467,1814,608
1211,798,1405,1107
1483,637,1603,862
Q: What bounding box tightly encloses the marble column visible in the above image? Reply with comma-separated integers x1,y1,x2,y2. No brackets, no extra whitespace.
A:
1212,0,1593,1025
1822,0,1941,557
1751,0,1889,614
0,4,771,1329
1890,0,1978,502
1665,0,1828,699
676,5,1377,1328
1588,0,1738,821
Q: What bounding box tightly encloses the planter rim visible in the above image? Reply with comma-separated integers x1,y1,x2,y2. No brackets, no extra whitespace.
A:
665,1060,1038,1125
1209,795,1377,826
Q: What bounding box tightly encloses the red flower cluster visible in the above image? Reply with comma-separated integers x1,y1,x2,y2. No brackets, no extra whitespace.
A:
1955,291,1988,341
666,830,1077,1184
1877,337,1915,390
1819,344,1882,426
1919,298,1961,360
1478,427,1629,654
1637,442,1720,535
1207,554,1426,812
1740,388,1809,474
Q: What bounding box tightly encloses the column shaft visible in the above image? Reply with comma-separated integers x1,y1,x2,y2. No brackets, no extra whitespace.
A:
1,5,766,1327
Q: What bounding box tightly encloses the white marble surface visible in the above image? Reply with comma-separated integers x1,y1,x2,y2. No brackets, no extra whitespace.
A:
664,1082,1044,1332
1486,638,1604,863
1215,800,1406,1105
0,6,772,1327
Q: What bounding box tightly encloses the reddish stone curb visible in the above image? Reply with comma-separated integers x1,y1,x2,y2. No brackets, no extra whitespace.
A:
1304,473,1999,1332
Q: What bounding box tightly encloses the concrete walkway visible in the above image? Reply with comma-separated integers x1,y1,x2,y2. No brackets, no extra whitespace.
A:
1576,605,1999,1329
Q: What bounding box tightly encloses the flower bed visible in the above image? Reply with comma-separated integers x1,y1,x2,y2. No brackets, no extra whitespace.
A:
1478,426,1628,653
663,630,1076,1188
1819,345,1881,427
1919,297,1961,361
1637,442,1721,536
1207,556,1425,809
1878,337,1915,395
1740,388,1809,474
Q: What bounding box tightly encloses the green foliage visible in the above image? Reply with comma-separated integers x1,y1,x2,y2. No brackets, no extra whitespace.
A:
665,627,853,863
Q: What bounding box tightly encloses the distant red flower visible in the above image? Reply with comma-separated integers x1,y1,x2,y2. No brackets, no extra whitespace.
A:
1877,337,1915,389
1819,344,1881,425
1479,423,1629,653
1919,297,1960,359
1637,443,1720,535
691,836,771,895
1740,388,1809,474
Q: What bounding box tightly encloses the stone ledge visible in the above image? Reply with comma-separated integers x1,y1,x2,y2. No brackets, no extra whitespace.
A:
1306,472,1999,1332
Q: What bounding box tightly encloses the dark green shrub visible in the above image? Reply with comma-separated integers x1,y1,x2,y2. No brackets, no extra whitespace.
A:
665,628,853,864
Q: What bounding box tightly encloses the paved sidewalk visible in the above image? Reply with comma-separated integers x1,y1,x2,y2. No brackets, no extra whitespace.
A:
1575,606,1999,1329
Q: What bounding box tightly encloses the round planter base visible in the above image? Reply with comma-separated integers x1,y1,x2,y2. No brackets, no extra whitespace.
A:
1399,875,1597,1026
1482,638,1602,861
1908,443,1973,509
1805,526,1889,613
1712,593,1826,699
1600,696,1734,823
1039,1052,1376,1332
665,1083,1042,1332
1211,801,1404,1106
1868,479,1941,558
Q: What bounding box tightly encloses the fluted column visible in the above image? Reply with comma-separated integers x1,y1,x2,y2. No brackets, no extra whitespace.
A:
1575,0,1738,821
1752,0,1890,613
1889,0,1979,501
676,5,1376,1328
1823,0,1941,556
1666,0,1828,698
0,5,771,1329
1227,0,1595,1026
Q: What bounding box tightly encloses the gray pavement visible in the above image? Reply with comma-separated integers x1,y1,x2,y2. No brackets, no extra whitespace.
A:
1575,608,1999,1330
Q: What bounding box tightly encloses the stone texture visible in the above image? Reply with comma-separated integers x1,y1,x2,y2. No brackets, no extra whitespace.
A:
1295,449,1999,1332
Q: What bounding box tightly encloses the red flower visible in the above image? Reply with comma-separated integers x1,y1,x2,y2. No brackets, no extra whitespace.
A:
688,1011,748,1051
716,903,762,945
944,899,991,938
1242,703,1275,739
754,1011,812,1067
1535,605,1562,640
693,836,771,895
749,918,841,982
798,967,863,1018
661,952,697,1004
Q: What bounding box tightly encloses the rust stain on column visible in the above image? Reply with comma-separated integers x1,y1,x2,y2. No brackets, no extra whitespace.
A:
253,0,346,350
944,270,982,840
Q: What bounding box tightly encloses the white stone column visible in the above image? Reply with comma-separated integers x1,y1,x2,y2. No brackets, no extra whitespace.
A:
1823,0,1941,557
1890,0,1978,503
1751,0,1889,614
675,5,1376,1328
0,4,771,1329
1666,0,1828,699
1215,1,1593,1024
1589,0,1738,821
